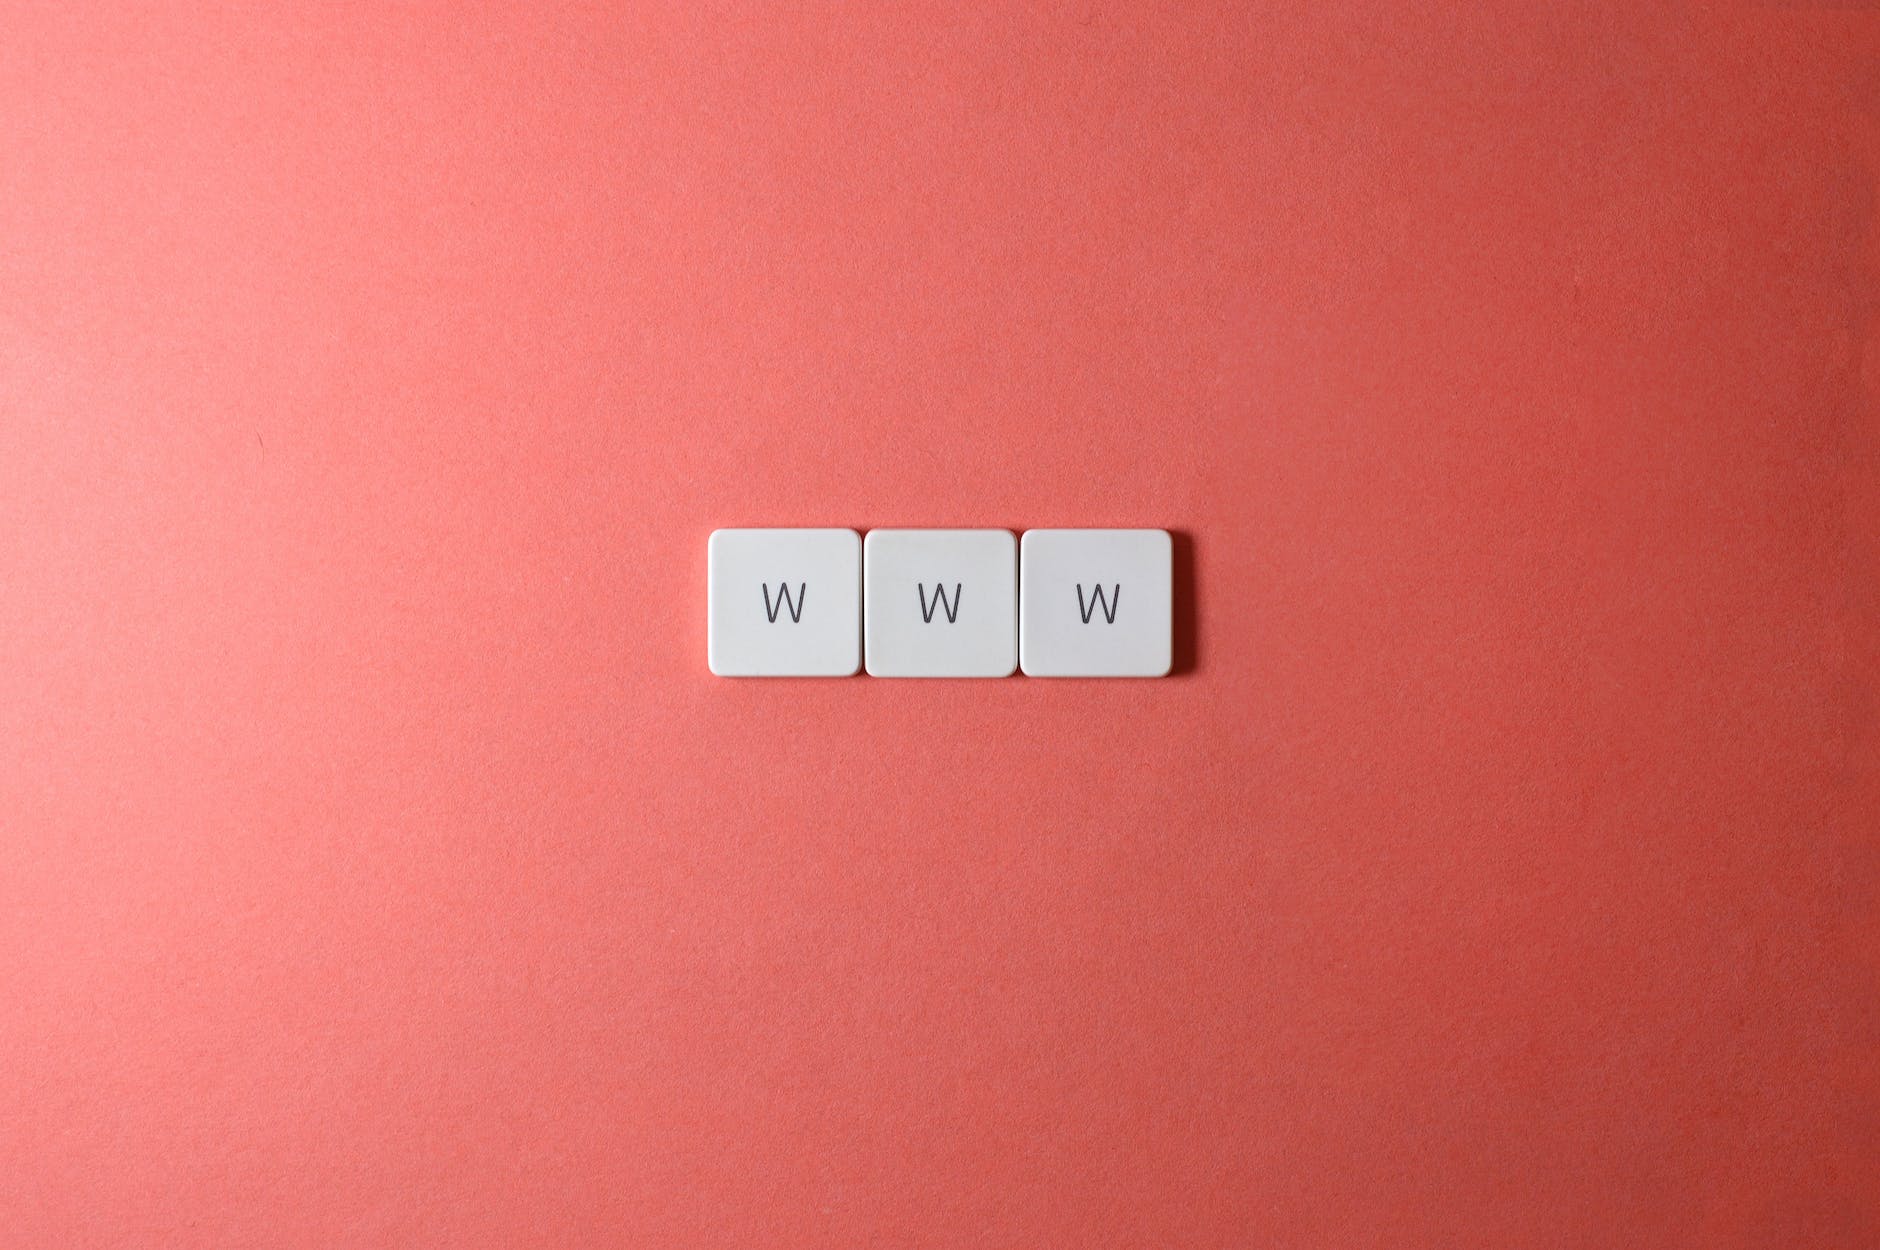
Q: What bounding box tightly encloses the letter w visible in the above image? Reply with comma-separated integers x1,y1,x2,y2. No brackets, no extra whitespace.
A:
1076,583,1120,624
918,582,961,624
762,582,806,623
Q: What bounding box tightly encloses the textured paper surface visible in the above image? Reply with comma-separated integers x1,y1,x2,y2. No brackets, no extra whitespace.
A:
3,5,1878,1247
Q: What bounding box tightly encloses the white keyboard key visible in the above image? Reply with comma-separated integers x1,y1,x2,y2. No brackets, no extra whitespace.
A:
708,528,861,676
1019,528,1171,677
863,529,1017,678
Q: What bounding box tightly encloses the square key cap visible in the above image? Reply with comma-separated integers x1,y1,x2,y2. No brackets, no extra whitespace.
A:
708,528,861,676
1019,529,1171,677
863,529,1017,678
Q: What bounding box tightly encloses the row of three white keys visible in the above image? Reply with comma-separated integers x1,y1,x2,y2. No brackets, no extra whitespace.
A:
707,528,1172,678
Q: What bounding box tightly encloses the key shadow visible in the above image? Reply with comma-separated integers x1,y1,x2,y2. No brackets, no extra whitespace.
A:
1170,528,1199,676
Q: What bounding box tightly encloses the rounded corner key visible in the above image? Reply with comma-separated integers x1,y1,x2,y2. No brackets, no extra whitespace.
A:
1018,528,1172,678
706,528,862,677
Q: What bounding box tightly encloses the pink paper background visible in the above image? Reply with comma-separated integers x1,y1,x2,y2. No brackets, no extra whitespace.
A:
5,5,1878,1246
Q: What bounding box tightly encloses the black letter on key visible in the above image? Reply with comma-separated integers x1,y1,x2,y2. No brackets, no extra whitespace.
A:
1076,583,1120,624
918,582,962,624
763,582,806,623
